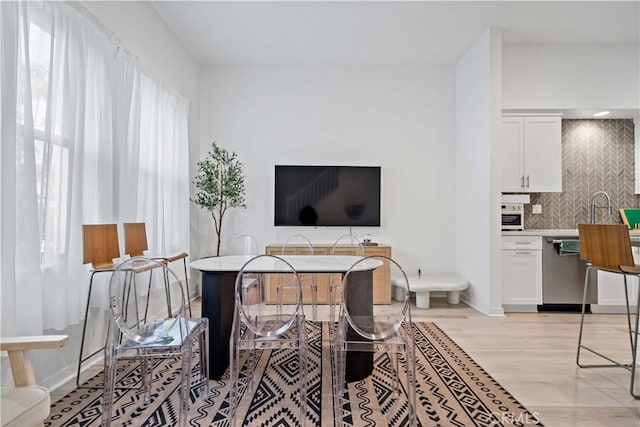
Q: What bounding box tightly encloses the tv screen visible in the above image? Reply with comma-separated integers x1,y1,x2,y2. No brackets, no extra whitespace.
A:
274,165,381,226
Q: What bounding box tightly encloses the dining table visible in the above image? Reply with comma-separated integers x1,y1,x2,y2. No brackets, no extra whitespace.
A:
190,254,383,381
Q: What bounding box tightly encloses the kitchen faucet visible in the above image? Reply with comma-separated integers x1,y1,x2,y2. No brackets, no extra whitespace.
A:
590,191,612,224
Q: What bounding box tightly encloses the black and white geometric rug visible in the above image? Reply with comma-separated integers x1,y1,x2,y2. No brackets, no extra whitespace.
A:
46,322,543,426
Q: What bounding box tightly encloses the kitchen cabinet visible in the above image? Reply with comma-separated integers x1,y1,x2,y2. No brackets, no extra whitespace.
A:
502,236,542,309
594,247,640,310
500,116,562,193
265,243,391,304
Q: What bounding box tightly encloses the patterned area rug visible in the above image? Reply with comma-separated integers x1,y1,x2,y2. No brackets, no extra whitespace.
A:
46,322,542,426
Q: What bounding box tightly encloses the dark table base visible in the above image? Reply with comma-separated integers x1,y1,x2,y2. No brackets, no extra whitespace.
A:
344,270,374,382
200,269,374,381
201,271,236,380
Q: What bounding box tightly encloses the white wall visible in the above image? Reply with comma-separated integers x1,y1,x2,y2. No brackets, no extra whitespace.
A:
502,44,639,109
197,65,456,277
455,29,504,316
24,1,201,390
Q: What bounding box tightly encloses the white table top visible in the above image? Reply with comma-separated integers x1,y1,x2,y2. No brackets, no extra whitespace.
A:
190,255,382,273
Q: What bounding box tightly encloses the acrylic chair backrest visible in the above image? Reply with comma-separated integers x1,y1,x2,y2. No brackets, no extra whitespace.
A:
108,257,187,345
578,224,634,272
231,234,261,256
235,255,303,337
341,255,411,341
281,234,314,255
331,234,365,256
123,222,149,257
82,224,120,269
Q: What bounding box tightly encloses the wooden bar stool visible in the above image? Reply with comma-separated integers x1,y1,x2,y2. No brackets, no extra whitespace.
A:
577,223,640,399
123,222,192,316
77,224,164,387
77,224,120,387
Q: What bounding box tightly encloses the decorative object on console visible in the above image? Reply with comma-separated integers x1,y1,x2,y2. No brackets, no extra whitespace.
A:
193,142,246,256
362,233,378,245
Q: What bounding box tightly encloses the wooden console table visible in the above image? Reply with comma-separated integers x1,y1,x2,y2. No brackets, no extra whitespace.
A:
265,243,391,304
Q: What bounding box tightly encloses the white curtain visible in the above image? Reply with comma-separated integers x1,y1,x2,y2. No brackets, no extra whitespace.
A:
1,1,190,335
136,74,190,256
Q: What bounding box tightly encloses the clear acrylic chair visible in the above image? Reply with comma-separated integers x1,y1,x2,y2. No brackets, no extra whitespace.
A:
101,257,210,427
123,222,192,316
230,234,261,256
231,234,263,308
229,254,308,426
333,255,417,426
329,234,365,335
278,234,318,322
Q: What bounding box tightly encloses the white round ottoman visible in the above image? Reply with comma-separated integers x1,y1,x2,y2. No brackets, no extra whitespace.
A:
391,276,469,309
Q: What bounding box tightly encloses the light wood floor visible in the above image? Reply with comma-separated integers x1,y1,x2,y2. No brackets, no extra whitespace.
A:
414,300,640,427
56,297,640,426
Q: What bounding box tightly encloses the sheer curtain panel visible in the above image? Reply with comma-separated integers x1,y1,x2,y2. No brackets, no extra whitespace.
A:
1,1,191,335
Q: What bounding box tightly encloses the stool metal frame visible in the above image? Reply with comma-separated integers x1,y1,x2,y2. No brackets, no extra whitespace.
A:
576,224,640,399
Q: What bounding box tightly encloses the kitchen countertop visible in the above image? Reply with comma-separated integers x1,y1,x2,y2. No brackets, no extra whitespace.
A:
502,229,640,244
502,229,579,237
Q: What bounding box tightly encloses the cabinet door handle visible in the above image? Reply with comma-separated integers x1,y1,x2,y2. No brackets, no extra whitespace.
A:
526,175,530,189
515,242,532,245
515,251,532,255
521,175,525,190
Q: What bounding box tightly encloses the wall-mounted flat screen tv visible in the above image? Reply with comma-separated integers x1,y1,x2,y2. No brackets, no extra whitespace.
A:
274,165,381,226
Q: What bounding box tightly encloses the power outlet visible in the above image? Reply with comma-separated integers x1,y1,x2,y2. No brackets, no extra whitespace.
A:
532,204,542,214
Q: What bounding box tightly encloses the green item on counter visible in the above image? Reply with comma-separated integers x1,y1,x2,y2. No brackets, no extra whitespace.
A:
620,209,640,229
560,239,580,255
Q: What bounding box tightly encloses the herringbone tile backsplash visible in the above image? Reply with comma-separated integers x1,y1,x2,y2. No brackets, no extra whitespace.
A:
525,119,639,229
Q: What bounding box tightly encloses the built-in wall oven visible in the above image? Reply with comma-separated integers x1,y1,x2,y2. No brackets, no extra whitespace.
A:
501,204,524,231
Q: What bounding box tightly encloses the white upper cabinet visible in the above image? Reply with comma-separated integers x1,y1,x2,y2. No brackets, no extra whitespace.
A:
499,116,562,193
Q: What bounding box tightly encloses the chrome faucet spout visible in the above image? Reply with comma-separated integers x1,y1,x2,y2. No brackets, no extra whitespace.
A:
590,191,612,224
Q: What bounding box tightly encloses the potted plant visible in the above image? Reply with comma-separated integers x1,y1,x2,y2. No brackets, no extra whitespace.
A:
193,142,246,256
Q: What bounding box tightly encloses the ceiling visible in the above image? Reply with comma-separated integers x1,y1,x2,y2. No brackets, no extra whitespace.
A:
151,1,639,66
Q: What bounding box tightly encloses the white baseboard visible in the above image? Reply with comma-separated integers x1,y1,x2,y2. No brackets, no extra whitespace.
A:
503,305,538,313
459,296,504,316
591,304,638,314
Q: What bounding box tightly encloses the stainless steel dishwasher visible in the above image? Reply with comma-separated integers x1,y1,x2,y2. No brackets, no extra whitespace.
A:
540,236,597,311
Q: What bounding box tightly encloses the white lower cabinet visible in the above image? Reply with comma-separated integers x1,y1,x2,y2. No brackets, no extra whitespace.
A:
502,236,543,308
594,247,640,310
